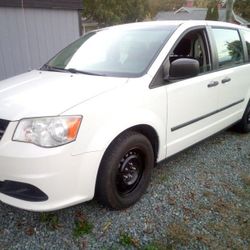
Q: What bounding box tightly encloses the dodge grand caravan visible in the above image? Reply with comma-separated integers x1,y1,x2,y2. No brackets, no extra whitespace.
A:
0,21,249,211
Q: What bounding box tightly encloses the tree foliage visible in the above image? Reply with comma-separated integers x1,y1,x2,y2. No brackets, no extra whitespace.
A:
83,0,149,27
194,0,209,8
234,0,250,21
195,0,226,8
227,40,243,61
83,0,188,25
205,0,219,20
83,0,244,26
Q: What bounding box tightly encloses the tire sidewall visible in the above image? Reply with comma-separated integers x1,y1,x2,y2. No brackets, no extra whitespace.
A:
100,133,154,209
242,103,250,132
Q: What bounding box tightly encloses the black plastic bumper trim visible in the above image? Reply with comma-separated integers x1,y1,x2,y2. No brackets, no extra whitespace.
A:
0,180,48,202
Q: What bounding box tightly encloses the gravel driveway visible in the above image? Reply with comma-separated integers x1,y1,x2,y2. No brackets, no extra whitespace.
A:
0,130,249,250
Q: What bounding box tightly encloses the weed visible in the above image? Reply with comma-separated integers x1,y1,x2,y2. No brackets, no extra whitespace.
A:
205,222,246,249
143,244,159,250
198,202,210,212
239,219,250,239
195,234,212,245
39,213,61,230
203,190,214,198
25,226,35,236
212,198,236,215
73,217,93,237
102,221,112,233
184,192,196,201
119,232,139,248
204,196,250,249
159,174,168,182
166,223,193,245
242,175,250,187
142,241,173,250
222,181,249,198
166,195,176,205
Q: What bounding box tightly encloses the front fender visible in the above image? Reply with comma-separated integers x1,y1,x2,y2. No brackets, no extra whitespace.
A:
84,108,166,161
63,78,167,161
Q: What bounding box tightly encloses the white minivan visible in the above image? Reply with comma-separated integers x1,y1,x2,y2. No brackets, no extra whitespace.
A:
0,21,249,211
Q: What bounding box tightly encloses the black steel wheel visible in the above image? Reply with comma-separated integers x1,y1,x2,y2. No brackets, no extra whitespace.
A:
116,148,144,196
247,109,250,125
95,131,154,210
235,101,250,133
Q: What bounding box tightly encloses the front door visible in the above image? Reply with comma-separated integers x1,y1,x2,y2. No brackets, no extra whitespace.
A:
165,28,220,157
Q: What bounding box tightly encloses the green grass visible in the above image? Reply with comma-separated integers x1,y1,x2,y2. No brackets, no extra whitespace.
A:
200,179,250,249
142,241,173,250
242,175,250,187
39,213,60,230
166,223,193,245
73,218,93,237
119,232,139,248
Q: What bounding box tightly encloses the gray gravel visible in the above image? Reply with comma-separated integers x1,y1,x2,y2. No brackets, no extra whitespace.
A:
0,130,249,250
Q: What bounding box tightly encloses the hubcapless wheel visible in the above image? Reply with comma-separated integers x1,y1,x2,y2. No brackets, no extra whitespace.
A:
235,101,250,133
95,131,154,210
247,110,250,125
117,149,144,196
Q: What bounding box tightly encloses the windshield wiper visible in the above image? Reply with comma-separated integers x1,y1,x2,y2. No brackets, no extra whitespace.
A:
42,64,68,73
66,68,106,76
41,64,106,76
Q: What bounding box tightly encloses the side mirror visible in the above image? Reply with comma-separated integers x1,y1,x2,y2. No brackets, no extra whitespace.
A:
168,58,200,81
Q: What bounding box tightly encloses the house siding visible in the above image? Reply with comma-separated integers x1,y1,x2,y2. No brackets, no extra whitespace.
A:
0,0,83,10
0,7,80,80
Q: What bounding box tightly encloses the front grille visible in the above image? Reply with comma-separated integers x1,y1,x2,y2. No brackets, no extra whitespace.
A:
0,119,9,140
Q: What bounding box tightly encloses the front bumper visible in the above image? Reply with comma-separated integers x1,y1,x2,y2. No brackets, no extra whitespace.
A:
0,122,104,211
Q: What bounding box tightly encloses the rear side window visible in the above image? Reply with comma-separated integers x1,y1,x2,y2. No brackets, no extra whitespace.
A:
242,30,250,62
212,28,244,69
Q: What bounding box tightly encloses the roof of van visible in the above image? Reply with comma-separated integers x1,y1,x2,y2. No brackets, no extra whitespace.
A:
104,20,249,31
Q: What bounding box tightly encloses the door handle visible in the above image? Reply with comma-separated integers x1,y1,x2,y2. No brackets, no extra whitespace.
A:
207,81,219,88
221,77,231,84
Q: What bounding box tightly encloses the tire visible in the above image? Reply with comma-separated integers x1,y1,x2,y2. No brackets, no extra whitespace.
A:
95,131,154,210
235,101,250,133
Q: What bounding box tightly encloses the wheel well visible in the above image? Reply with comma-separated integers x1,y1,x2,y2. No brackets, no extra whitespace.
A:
102,125,159,162
128,125,159,162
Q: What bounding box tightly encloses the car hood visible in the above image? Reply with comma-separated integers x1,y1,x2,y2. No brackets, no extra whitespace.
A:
0,70,127,121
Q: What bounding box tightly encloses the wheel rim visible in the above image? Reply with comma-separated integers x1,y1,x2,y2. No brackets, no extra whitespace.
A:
116,149,144,196
247,110,250,125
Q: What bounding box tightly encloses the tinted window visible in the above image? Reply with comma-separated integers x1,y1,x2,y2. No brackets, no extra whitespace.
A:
212,28,244,68
242,30,250,62
44,26,177,78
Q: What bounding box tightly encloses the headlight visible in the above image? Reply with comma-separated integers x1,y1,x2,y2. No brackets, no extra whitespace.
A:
13,116,82,148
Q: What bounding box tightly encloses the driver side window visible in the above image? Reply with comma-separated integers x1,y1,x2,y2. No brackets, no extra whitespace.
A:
169,29,212,74
150,28,212,88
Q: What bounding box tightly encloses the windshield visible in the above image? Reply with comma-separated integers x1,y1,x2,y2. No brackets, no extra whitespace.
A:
43,25,177,77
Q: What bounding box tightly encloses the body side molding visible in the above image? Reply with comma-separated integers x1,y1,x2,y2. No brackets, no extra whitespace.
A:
171,99,245,132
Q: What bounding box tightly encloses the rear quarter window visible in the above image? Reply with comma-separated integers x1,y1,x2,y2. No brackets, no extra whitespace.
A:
242,30,250,62
212,28,244,69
